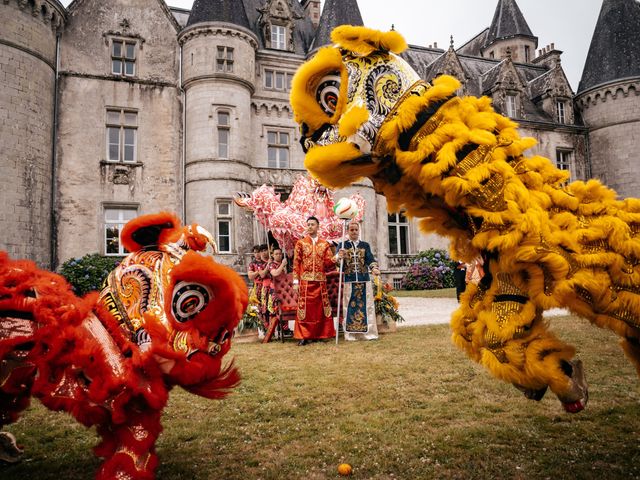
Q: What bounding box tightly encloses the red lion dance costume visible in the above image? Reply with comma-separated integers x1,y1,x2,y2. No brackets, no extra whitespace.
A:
0,212,247,478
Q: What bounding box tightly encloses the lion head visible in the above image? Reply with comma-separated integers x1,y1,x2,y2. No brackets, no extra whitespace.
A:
290,26,460,191
99,212,248,397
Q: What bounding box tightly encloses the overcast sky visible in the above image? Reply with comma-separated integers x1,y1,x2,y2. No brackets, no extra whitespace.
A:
60,0,605,91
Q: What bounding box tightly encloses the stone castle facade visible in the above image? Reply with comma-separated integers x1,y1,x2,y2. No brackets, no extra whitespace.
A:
1,0,638,284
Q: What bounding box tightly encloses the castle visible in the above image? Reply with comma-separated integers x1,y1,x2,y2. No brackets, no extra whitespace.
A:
1,0,639,284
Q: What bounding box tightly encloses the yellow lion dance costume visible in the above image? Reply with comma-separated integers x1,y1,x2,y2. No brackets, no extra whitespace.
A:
290,26,640,412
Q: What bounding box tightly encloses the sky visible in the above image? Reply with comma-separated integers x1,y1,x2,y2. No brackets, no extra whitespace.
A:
60,0,605,91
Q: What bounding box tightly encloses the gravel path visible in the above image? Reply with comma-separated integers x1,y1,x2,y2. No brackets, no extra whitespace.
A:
395,296,569,327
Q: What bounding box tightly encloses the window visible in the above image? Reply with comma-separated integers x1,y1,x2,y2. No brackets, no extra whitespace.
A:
557,100,566,124
217,111,230,159
104,207,138,255
506,94,517,118
216,200,233,253
556,149,572,177
271,25,286,50
525,45,530,63
106,109,137,163
264,69,293,91
111,39,136,76
388,212,409,255
216,46,234,72
267,130,290,168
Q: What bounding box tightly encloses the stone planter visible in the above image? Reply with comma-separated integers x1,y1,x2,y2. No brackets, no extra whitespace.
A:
376,315,397,334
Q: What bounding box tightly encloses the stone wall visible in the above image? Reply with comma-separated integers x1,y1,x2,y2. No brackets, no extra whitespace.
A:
0,0,64,267
520,125,589,181
54,0,181,264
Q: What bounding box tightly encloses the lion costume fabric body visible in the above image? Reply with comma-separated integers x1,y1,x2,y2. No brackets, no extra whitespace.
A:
290,26,640,412
0,212,247,478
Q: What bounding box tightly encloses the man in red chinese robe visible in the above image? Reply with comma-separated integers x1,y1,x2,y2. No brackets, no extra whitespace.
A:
293,216,337,345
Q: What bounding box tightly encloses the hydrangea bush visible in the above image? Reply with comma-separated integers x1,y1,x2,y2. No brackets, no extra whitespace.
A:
401,249,456,290
59,253,121,296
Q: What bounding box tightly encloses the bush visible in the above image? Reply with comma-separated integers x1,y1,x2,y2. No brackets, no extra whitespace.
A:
59,253,121,296
401,248,456,290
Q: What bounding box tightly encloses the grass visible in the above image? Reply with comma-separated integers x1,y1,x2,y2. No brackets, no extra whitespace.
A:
392,287,457,298
2,316,640,479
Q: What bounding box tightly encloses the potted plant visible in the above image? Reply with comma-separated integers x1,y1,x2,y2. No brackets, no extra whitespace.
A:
374,278,404,333
235,287,262,343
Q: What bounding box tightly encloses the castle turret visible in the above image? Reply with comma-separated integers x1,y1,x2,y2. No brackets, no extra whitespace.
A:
0,0,65,268
310,0,363,51
178,0,258,256
481,0,538,63
575,0,640,199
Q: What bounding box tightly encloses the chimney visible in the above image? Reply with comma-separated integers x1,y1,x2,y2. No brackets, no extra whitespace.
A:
301,0,321,28
532,43,563,68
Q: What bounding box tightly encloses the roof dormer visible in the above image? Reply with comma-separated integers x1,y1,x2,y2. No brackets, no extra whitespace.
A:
258,0,301,52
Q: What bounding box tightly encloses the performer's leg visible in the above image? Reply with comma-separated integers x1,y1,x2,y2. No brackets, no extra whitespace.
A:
95,409,161,480
0,354,35,463
461,273,588,411
343,283,356,341
451,282,484,362
0,430,22,463
364,281,378,340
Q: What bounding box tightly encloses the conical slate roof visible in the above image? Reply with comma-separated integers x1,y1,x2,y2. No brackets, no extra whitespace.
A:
187,0,251,29
484,0,535,47
578,0,640,93
311,0,363,50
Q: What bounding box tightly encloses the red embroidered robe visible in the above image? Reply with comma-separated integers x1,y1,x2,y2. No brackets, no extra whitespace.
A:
292,236,336,339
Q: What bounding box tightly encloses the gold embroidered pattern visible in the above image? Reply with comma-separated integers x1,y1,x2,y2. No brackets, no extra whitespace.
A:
453,144,493,177
610,283,640,297
539,264,555,296
576,286,594,304
129,425,149,441
610,309,639,328
478,221,512,234
469,172,507,212
485,332,508,363
535,236,580,279
621,257,639,275
496,273,525,296
492,301,522,328
407,111,444,152
469,286,486,309
581,239,608,253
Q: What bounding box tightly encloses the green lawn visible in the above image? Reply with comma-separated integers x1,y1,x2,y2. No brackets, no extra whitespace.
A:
2,317,639,479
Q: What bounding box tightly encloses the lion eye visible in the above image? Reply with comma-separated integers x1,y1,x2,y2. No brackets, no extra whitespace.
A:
315,72,341,116
171,281,211,323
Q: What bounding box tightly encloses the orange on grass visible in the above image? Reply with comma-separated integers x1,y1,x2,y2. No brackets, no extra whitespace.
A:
337,463,353,476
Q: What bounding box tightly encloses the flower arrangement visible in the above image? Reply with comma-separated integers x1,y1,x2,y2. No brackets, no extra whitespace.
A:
401,249,456,290
239,285,262,332
374,277,404,325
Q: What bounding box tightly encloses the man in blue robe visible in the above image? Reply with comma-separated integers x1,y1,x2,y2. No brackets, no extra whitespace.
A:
338,222,380,340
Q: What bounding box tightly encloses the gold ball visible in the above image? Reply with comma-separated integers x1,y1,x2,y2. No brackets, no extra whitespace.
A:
337,463,353,476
